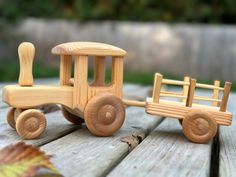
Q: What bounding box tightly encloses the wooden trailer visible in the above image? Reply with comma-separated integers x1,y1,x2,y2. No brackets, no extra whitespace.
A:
145,73,232,143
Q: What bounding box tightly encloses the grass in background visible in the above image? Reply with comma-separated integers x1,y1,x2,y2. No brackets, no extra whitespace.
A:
0,61,59,82
0,60,235,91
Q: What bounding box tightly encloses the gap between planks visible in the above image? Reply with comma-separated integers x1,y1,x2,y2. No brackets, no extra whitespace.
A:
218,93,236,177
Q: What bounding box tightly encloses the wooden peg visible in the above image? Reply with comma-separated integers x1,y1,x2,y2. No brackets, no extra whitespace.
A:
18,42,35,86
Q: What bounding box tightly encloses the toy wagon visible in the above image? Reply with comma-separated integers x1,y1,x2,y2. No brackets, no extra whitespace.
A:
2,42,233,144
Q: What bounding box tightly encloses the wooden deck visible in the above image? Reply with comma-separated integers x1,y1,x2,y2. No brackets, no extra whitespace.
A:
0,79,235,177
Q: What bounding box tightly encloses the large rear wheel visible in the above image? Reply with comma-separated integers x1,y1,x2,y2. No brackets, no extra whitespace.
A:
182,110,217,143
84,93,125,136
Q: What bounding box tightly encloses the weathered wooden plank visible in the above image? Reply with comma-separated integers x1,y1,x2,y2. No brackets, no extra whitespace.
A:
0,110,79,148
41,107,162,177
108,118,212,177
219,93,236,177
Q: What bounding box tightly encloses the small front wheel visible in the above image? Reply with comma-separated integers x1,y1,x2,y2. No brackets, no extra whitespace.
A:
182,110,217,143
84,93,125,136
16,109,47,139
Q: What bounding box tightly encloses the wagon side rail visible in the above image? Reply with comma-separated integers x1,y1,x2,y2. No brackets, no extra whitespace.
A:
152,73,232,112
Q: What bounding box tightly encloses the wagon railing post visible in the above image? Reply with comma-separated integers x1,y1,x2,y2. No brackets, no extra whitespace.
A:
152,73,163,103
182,76,190,103
186,79,196,107
212,80,220,107
220,82,231,112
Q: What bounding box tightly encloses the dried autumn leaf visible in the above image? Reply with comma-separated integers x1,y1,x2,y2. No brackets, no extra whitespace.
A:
0,142,60,177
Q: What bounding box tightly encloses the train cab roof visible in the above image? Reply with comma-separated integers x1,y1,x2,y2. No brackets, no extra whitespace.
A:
51,42,126,57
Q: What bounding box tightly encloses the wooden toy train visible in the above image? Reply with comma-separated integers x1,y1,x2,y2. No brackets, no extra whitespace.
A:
2,42,232,143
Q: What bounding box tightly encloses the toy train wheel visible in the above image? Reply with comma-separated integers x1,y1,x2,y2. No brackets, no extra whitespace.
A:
16,109,47,139
7,108,16,129
182,110,217,143
84,93,125,136
61,106,84,125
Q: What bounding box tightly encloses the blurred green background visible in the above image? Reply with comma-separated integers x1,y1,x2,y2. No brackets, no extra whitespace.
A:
0,0,236,88
1,0,236,23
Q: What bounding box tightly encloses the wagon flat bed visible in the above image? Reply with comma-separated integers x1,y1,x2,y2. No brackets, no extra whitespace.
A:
0,79,235,177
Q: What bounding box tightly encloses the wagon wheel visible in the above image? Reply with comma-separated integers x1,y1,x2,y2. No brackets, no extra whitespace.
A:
182,110,217,143
16,109,47,139
84,93,125,136
61,106,84,125
6,107,16,129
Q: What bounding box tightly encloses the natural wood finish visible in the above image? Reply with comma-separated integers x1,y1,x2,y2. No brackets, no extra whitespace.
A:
196,83,224,90
73,55,88,111
16,109,47,139
3,85,73,109
160,93,186,99
84,93,125,136
182,76,190,103
93,56,106,86
152,73,163,103
220,82,231,112
60,55,72,85
182,110,217,143
6,107,16,129
194,95,221,102
186,79,196,107
162,79,189,86
52,42,127,56
122,99,146,107
112,57,124,98
213,80,220,106
18,42,35,86
69,78,74,86
146,100,232,126
61,106,84,125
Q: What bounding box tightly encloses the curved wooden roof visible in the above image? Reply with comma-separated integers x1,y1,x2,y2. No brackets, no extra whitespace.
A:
51,42,126,57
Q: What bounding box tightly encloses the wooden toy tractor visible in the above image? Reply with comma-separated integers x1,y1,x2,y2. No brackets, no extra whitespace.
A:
3,42,126,139
2,41,233,144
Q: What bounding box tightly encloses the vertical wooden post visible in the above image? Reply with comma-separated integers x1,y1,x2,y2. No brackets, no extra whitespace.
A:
182,76,190,103
73,55,88,110
112,57,124,98
186,79,196,107
152,73,163,103
18,42,35,86
220,82,231,112
93,56,106,86
60,55,72,85
212,80,220,106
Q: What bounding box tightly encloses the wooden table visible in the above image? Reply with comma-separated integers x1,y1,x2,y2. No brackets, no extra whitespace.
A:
0,79,235,177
